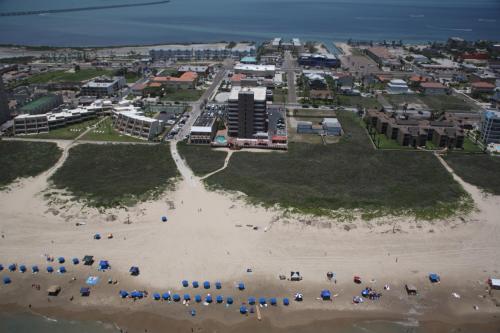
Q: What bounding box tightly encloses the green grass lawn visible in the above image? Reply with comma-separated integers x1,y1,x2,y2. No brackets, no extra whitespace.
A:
273,88,288,104
25,69,113,84
81,118,145,143
385,94,478,112
177,141,228,176
444,153,500,195
161,89,204,102
29,118,101,140
50,144,178,207
205,112,470,219
335,95,382,109
0,141,62,188
124,72,141,83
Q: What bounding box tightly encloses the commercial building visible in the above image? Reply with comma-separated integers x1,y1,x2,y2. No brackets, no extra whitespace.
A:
471,81,496,95
113,110,163,141
296,118,342,136
298,53,340,68
480,110,500,144
420,82,447,95
13,108,98,135
0,76,10,125
240,56,258,64
152,71,198,89
189,113,218,144
233,64,275,77
387,79,409,94
19,94,63,115
365,47,402,70
177,65,209,76
228,86,267,138
80,76,126,97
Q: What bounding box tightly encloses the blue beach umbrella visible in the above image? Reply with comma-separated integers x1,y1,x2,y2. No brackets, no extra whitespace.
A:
173,294,181,302
192,281,199,288
162,292,171,301
238,282,245,290
270,297,277,306
215,281,222,289
153,293,161,300
0,264,3,271
31,265,39,273
3,276,11,284
119,290,129,298
283,298,290,306
8,264,16,272
58,257,65,264
240,305,248,314
259,297,266,305
203,281,210,289
248,297,256,305
47,266,54,273
194,294,202,303
183,294,191,301
19,265,27,273
216,295,224,303
58,266,67,274
205,294,213,303
72,258,79,265
182,280,189,287
226,297,234,305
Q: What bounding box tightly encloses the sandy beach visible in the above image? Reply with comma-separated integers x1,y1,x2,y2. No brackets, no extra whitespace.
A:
1,140,500,332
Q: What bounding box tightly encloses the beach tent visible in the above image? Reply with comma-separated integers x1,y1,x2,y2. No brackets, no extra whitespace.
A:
353,296,363,304
259,297,266,305
58,257,65,264
86,276,100,286
99,260,110,270
184,294,191,301
80,287,90,297
172,294,181,302
8,264,16,272
31,265,39,273
192,281,199,288
191,309,196,317
162,292,171,301
182,280,189,287
119,290,129,298
361,288,370,297
58,266,67,274
94,234,101,240
19,265,27,273
205,295,213,303
429,273,440,283
226,297,234,305
129,266,140,276
294,293,303,302
321,290,331,300
203,281,210,289
353,276,362,284
195,295,202,303
83,256,94,266
161,216,167,222
153,293,161,300
283,298,290,306
238,282,245,290
216,295,224,303
3,276,11,284
130,291,144,299
47,266,54,273
290,271,302,281
270,297,277,306
72,258,79,265
47,285,61,296
248,297,256,305
240,305,248,314
215,281,222,289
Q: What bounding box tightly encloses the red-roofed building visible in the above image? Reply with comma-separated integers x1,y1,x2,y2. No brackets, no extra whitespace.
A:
152,71,198,89
420,82,447,95
230,73,247,86
471,81,495,95
408,75,429,87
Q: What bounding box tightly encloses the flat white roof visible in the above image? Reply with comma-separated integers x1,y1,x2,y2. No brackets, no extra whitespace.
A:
229,86,267,101
234,64,276,72
190,126,213,133
117,111,157,123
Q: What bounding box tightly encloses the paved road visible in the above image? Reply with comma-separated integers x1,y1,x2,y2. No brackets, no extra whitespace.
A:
282,51,298,104
174,67,228,140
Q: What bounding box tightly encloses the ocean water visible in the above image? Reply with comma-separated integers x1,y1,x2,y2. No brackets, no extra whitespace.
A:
0,312,119,333
0,0,499,46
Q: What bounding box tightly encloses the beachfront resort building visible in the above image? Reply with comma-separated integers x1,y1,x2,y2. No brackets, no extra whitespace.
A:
113,110,163,141
149,45,256,61
18,94,63,115
297,118,343,136
80,76,126,97
480,109,500,144
228,86,267,138
13,107,98,135
151,72,198,90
